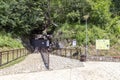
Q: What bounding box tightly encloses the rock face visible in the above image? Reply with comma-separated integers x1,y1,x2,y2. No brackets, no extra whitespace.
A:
21,36,34,53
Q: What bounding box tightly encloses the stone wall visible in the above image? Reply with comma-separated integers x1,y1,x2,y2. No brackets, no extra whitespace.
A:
87,56,120,62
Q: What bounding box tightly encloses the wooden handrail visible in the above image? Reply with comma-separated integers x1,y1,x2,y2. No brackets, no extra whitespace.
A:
52,47,82,60
0,48,28,67
0,48,25,53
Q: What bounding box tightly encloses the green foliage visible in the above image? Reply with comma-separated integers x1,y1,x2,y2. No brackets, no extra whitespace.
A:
112,20,120,38
59,23,119,46
0,31,23,48
67,10,80,23
0,0,119,47
111,0,120,16
88,0,112,28
0,0,46,36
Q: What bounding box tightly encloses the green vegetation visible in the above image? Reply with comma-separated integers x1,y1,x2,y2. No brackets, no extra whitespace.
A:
52,0,120,47
0,0,120,48
0,31,23,50
58,23,119,46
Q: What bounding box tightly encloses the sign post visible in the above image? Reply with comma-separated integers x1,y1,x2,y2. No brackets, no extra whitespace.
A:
72,39,77,47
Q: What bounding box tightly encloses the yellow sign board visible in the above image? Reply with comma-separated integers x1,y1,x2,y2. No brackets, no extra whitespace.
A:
96,39,110,50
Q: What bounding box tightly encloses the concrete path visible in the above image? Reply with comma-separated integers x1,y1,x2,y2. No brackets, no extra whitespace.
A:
0,54,46,76
0,62,120,80
0,53,83,76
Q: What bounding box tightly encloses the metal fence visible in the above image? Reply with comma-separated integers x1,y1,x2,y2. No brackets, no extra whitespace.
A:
0,48,28,66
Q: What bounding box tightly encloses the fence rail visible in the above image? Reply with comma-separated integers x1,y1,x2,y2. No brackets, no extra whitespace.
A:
51,48,82,60
51,48,120,62
0,48,28,66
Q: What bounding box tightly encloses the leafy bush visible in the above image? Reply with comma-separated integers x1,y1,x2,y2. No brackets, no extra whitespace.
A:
58,23,119,46
0,31,23,49
67,10,80,23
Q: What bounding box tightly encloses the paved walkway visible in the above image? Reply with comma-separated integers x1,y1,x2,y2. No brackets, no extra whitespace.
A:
0,54,46,75
1,53,120,80
0,53,83,76
0,62,120,80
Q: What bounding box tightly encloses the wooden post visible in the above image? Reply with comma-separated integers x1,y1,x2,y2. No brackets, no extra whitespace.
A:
7,51,9,63
23,48,26,55
56,49,57,55
70,48,71,58
12,50,14,60
79,48,82,60
17,49,18,59
23,48,25,56
77,48,79,59
60,48,62,56
65,48,66,57
20,49,21,57
21,48,23,56
47,49,50,69
23,49,25,55
24,49,26,56
0,52,2,66
24,49,27,55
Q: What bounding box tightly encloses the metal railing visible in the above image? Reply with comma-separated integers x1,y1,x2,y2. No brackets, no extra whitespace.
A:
0,48,28,66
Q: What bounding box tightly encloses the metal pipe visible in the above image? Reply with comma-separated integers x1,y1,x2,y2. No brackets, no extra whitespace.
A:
85,19,88,56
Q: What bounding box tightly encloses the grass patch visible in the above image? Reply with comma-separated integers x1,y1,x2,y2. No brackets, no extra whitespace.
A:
0,56,26,69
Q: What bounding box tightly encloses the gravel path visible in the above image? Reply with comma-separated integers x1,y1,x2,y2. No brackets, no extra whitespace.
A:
0,53,83,76
50,55,84,70
78,62,120,80
0,62,120,80
1,53,120,80
0,54,46,76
